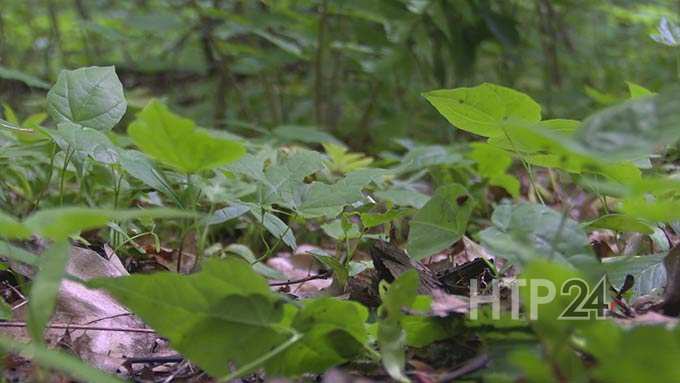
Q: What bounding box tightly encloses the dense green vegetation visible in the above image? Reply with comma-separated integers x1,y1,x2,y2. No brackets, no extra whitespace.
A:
3,1,680,382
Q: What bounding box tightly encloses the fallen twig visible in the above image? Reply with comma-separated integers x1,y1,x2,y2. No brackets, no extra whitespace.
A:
125,355,184,365
0,321,155,334
268,271,330,287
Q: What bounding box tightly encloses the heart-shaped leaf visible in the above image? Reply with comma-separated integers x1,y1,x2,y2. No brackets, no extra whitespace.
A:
47,66,127,131
128,100,246,173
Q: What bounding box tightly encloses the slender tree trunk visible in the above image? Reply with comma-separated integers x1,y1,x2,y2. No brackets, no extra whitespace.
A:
314,0,328,128
536,0,561,87
47,0,67,74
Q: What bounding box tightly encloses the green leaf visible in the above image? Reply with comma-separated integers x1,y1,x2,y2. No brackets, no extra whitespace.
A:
626,81,654,99
265,298,368,376
0,336,122,383
0,300,11,320
23,207,193,240
0,210,30,239
402,315,453,347
571,86,680,162
620,197,680,223
87,258,289,378
396,145,466,174
308,248,349,286
377,270,419,383
297,169,389,218
407,184,473,260
480,202,599,271
323,143,373,173
423,83,541,138
128,100,246,173
251,208,297,249
223,244,287,280
586,214,655,234
47,66,127,131
602,254,666,298
49,122,120,164
375,189,430,209
272,125,342,145
0,240,40,266
321,219,362,241
360,208,413,228
119,150,178,201
588,324,680,382
206,203,251,225
27,241,70,342
487,119,580,153
260,148,325,206
0,66,50,89
487,121,642,184
469,143,520,197
519,260,590,335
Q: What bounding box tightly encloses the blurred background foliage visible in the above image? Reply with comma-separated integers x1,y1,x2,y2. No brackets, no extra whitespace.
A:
1,0,679,151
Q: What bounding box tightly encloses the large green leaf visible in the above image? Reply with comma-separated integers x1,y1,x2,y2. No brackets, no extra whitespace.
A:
128,100,246,173
480,203,599,271
23,207,193,240
27,241,70,342
377,270,419,383
486,120,642,185
487,119,580,153
259,148,325,206
266,298,368,375
0,210,31,239
423,83,541,138
407,184,474,260
47,66,127,131
586,323,680,382
570,86,680,162
620,197,680,223
296,169,389,218
88,258,290,377
586,214,655,234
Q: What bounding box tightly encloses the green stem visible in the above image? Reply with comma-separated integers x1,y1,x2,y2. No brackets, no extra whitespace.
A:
32,144,57,211
177,173,195,273
59,147,74,206
113,231,159,255
111,166,124,248
501,128,544,205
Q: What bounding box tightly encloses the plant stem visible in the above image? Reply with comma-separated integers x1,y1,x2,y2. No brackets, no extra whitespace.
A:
177,173,194,273
501,128,545,205
59,147,74,206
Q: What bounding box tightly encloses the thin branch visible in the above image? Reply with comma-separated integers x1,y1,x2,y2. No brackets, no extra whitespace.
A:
268,271,330,287
125,355,184,365
0,321,155,334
